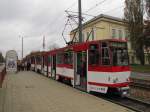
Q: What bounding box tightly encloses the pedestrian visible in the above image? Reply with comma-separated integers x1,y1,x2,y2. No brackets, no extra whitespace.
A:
27,62,31,71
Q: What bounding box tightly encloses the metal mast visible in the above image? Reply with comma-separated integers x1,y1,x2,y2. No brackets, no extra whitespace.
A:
78,0,82,43
22,37,23,60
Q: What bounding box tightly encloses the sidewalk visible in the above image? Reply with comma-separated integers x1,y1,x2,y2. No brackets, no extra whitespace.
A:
1,71,134,112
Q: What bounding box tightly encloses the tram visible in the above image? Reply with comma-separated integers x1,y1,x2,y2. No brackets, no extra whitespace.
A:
26,39,131,96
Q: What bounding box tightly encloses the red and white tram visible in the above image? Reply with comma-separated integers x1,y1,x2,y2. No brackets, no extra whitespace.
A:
26,39,131,96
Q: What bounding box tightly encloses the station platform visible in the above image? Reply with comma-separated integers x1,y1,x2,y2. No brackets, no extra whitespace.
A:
0,71,134,112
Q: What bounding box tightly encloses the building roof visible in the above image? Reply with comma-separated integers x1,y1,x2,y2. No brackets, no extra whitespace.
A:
71,14,124,33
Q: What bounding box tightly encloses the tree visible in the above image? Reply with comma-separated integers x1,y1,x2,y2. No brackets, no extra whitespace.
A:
0,52,4,63
144,0,150,64
124,0,145,65
145,0,150,18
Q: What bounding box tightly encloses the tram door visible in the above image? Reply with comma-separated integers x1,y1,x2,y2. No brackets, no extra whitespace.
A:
35,56,37,72
74,51,87,91
42,56,44,74
51,55,56,79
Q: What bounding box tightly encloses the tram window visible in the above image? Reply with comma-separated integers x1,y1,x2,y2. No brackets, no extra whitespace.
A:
102,42,110,65
88,44,99,65
48,56,51,64
44,57,47,64
31,57,35,63
36,56,42,64
112,48,129,66
57,53,63,64
64,52,73,64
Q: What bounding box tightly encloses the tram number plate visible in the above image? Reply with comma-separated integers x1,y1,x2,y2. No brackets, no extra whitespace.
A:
90,85,108,93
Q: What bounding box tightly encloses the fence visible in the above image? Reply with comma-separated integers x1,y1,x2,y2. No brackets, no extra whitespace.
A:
0,67,6,88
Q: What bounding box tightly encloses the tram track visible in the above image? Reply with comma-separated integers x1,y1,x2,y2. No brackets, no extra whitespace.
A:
93,93,150,112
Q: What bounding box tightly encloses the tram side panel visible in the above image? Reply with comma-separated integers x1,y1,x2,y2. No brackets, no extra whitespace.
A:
56,53,74,84
43,55,48,76
49,54,56,79
36,56,42,73
31,56,35,71
87,69,130,94
47,56,52,77
56,65,74,83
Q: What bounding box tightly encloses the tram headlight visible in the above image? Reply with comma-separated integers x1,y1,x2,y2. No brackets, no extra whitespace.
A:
126,77,131,82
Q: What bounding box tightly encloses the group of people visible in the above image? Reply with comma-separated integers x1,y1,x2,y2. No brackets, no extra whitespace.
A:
17,61,31,71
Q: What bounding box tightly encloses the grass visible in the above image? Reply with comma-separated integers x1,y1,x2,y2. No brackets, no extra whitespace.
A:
131,65,150,73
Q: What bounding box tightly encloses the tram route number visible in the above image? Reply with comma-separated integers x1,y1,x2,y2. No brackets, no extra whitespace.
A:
90,85,108,93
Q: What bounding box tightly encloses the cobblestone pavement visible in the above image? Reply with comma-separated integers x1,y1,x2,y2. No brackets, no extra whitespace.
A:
1,71,134,112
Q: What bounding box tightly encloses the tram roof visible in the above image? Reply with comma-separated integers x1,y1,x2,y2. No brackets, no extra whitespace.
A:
46,39,126,54
26,39,127,57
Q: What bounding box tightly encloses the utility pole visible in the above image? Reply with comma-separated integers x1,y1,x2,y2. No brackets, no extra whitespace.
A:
22,37,23,60
43,36,45,51
78,0,82,43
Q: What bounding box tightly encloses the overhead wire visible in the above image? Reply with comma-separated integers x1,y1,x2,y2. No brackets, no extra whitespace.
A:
103,5,124,14
62,18,70,44
85,0,108,13
66,1,77,11
44,0,125,46
41,1,78,37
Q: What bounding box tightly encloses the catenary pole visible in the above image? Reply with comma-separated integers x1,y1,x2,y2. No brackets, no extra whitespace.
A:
22,37,23,60
78,0,82,43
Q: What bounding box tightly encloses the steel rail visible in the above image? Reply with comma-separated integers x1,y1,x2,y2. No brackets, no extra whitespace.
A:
93,93,150,112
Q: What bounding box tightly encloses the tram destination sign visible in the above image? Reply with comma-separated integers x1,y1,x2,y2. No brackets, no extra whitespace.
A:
110,42,127,48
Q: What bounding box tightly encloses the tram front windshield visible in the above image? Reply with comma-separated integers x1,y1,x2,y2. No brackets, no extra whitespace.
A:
88,42,129,66
110,42,129,66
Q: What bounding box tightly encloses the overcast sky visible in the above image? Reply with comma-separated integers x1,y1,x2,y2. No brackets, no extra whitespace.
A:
0,0,125,59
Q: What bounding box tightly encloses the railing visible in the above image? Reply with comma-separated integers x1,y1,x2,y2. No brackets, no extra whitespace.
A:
0,66,6,88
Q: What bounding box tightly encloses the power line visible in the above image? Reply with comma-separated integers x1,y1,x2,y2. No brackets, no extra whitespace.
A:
85,0,108,13
66,1,77,11
104,5,124,14
66,10,96,18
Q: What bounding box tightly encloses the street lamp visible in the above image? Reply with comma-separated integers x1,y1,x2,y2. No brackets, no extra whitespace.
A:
19,35,24,60
19,35,46,60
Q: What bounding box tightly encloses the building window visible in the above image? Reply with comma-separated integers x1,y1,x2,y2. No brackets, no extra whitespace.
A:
118,30,123,39
125,30,129,40
112,29,116,38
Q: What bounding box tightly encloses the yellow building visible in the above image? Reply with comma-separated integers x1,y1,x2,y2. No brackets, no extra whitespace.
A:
70,14,149,64
70,14,129,42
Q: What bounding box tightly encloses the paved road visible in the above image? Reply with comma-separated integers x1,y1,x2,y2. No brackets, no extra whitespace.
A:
1,71,134,112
